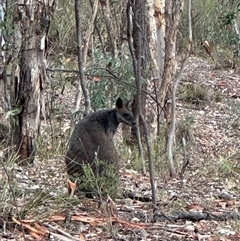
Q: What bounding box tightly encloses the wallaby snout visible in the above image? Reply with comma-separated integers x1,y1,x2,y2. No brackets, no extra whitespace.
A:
65,98,136,176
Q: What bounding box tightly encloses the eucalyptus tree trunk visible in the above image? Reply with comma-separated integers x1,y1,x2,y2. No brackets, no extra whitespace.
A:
146,0,165,80
146,0,185,177
155,0,165,79
74,0,91,114
158,0,184,108
0,0,8,140
127,0,156,218
82,0,99,65
159,0,186,177
99,0,118,58
0,1,6,102
167,0,191,178
10,0,56,163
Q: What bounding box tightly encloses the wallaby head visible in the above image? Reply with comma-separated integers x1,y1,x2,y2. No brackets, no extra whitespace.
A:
115,98,136,126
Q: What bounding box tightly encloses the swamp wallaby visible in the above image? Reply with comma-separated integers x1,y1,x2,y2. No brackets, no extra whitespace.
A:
65,98,136,175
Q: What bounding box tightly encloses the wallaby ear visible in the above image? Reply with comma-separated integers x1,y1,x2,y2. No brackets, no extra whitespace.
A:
126,99,134,109
116,98,123,109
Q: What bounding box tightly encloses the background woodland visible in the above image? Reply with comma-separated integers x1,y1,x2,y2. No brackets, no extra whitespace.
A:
0,0,240,240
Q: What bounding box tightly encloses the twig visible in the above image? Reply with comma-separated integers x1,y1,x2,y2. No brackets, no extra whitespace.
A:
179,137,189,179
139,114,156,219
126,0,145,175
46,67,163,109
46,68,79,73
43,222,81,241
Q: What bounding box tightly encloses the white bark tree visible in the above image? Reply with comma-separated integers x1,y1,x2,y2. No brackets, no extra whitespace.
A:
74,0,91,114
146,0,186,177
146,0,165,80
0,0,8,140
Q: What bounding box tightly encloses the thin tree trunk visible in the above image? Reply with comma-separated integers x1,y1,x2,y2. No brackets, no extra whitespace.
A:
158,0,184,107
126,0,145,175
127,0,156,219
155,0,165,79
75,0,91,114
139,114,156,220
82,0,99,65
167,0,192,178
100,0,118,58
147,0,165,80
90,0,107,60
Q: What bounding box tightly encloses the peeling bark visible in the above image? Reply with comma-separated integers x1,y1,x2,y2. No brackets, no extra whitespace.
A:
82,0,99,65
146,0,165,80
158,0,184,107
0,0,9,141
127,0,156,220
10,0,56,163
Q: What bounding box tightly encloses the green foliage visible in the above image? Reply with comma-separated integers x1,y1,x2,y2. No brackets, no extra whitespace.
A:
176,115,195,144
178,83,222,107
0,150,18,206
0,151,23,217
49,1,137,110
218,156,231,175
73,157,119,199
179,0,217,50
0,123,9,145
217,155,240,177
5,106,22,119
221,10,237,26
179,0,240,63
86,50,136,110
214,91,222,103
180,84,210,106
225,99,240,134
0,147,70,221
37,120,70,160
49,0,91,54
151,129,168,175
121,145,143,171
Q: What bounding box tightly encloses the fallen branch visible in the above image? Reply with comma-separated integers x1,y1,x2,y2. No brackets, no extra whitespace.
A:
156,210,240,222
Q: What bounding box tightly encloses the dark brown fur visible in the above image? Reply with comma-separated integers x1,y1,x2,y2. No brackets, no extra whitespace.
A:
65,98,136,175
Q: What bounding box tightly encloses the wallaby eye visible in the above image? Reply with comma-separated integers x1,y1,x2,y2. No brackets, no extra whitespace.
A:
123,113,129,117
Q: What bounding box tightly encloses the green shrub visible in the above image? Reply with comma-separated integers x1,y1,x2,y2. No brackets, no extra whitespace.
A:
72,158,119,200
86,50,136,110
179,0,240,64
181,84,210,105
218,156,234,176
176,115,195,144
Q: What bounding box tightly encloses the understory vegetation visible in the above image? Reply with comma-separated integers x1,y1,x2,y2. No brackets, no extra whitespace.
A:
0,0,240,239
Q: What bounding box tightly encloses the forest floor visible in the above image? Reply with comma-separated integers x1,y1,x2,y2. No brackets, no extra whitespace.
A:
1,57,240,240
